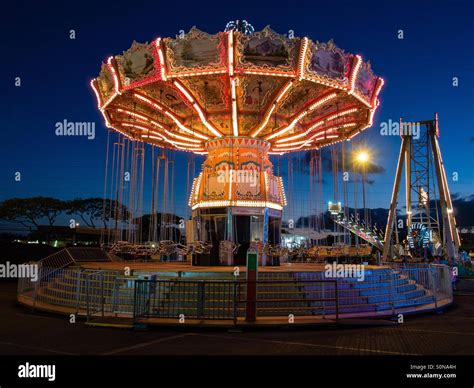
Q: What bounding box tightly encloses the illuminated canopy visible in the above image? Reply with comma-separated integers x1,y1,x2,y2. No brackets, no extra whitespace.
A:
91,25,383,154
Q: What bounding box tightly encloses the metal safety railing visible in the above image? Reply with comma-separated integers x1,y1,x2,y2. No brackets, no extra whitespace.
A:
429,264,454,307
38,249,75,269
17,267,129,317
132,278,339,323
134,279,240,321
17,265,454,324
241,279,339,321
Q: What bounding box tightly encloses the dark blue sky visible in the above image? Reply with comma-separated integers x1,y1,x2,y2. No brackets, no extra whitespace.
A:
1,0,473,219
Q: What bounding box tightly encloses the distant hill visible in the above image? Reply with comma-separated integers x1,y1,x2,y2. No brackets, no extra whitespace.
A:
295,208,393,230
452,197,474,228
293,196,474,231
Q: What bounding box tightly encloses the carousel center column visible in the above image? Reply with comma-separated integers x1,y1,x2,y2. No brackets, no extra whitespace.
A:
189,137,287,266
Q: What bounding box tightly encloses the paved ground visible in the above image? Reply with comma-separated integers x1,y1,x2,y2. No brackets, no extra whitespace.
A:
1,279,473,356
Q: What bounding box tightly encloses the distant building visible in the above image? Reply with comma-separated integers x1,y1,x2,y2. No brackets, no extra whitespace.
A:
28,226,120,247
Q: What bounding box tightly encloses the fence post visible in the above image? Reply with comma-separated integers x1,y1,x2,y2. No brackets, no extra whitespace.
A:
322,280,326,319
133,280,138,320
233,281,238,326
245,249,258,323
148,280,153,318
75,269,82,314
112,277,117,314
430,267,438,310
197,282,205,319
32,266,42,312
101,273,105,317
86,274,90,321
390,270,395,316
132,280,138,323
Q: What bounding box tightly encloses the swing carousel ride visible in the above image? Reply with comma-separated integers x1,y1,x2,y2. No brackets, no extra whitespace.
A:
91,21,385,266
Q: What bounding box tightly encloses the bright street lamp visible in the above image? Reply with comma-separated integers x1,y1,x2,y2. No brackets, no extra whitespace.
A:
357,151,369,163
355,150,370,226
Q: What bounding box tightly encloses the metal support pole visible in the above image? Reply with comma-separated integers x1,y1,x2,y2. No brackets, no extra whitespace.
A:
430,131,456,260
383,136,409,259
405,127,412,229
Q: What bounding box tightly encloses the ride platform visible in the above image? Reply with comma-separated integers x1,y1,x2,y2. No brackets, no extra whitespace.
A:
78,261,384,274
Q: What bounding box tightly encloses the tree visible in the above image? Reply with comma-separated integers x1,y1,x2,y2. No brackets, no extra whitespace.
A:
0,197,64,231
65,198,129,229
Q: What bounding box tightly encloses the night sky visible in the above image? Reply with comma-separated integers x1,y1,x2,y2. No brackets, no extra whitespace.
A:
1,0,473,224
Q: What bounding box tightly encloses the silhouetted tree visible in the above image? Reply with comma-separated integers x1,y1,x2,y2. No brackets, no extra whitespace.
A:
65,198,129,229
0,197,64,231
